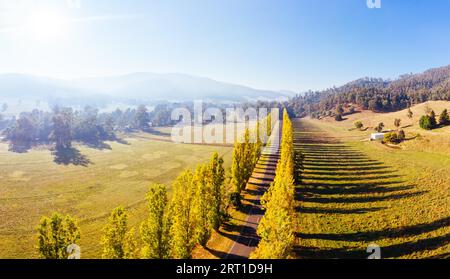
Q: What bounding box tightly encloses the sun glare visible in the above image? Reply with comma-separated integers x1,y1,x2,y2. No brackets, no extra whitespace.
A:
26,10,66,40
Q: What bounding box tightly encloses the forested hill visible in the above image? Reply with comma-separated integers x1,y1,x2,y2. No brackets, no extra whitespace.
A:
287,65,450,118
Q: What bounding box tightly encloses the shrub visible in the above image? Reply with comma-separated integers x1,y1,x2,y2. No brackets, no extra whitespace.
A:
384,132,398,144
439,109,449,125
419,115,434,130
354,121,363,130
429,110,437,127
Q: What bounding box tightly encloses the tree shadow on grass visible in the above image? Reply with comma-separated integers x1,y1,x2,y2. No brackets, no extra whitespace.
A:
303,174,402,182
81,136,130,151
299,185,415,196
296,217,450,242
297,190,426,204
292,120,446,258
143,128,171,137
296,206,387,215
83,140,112,150
302,166,390,172
52,147,92,167
294,233,450,259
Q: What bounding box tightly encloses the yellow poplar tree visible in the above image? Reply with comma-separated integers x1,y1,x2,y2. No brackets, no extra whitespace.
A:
37,213,81,259
140,183,170,259
192,164,214,246
169,170,197,259
101,206,137,259
251,109,297,259
208,152,226,230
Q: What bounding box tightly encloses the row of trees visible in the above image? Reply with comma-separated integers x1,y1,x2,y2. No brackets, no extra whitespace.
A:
36,152,226,259
230,121,267,204
251,109,298,259
1,105,158,153
230,129,260,203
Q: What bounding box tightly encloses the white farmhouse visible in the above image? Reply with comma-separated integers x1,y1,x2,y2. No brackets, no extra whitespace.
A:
370,133,385,141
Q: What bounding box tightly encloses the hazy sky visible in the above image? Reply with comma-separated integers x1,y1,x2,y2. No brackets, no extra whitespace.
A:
1,0,450,92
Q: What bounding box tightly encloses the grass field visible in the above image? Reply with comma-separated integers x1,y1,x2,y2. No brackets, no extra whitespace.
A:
321,101,450,155
294,113,450,258
0,133,232,259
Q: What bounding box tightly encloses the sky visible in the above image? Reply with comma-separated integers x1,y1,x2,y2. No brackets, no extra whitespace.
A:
1,0,450,92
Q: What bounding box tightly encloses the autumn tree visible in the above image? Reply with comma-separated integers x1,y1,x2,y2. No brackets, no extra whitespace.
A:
101,206,137,259
208,152,226,230
170,170,197,259
140,184,170,259
267,112,272,137
192,164,215,246
231,127,260,200
37,213,81,259
251,109,296,259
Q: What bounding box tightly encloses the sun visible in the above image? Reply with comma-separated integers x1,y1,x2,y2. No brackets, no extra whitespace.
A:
26,10,66,40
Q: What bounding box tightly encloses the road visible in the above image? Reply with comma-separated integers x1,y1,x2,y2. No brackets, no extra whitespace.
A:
225,121,281,259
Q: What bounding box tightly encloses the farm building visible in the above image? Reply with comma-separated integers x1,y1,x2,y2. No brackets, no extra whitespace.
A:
370,133,385,141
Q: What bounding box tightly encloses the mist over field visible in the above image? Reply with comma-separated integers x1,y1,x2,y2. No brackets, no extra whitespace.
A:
0,73,293,115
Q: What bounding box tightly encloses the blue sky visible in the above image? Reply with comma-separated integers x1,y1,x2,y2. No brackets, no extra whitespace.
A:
1,0,450,92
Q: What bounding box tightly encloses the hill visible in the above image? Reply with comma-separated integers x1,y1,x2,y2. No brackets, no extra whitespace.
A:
319,101,450,155
288,65,450,118
0,73,293,114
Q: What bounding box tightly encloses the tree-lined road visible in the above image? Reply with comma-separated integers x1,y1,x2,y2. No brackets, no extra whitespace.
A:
226,122,281,259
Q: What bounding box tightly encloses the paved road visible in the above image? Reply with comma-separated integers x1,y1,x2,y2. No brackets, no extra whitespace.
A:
226,122,281,259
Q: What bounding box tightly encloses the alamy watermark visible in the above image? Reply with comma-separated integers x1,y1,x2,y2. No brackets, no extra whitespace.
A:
67,244,81,259
367,0,381,9
170,101,280,146
367,243,381,259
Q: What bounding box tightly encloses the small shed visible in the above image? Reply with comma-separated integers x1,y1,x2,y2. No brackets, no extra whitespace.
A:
370,133,385,141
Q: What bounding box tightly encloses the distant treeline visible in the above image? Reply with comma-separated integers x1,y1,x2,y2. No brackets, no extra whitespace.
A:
0,105,155,153
286,65,450,119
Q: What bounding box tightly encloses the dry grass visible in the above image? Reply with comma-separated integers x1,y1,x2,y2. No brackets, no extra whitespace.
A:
0,133,232,259
294,118,450,259
320,101,450,155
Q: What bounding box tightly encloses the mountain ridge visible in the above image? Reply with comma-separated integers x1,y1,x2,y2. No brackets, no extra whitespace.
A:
288,64,450,118
0,72,294,106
